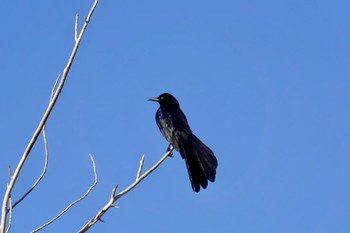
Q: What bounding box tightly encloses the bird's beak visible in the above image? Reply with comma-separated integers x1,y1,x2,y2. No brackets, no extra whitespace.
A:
148,97,159,102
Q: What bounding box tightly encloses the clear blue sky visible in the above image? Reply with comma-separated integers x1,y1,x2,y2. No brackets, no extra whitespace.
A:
1,1,349,232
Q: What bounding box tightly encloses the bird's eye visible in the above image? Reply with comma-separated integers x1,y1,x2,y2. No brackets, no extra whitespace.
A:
160,96,164,100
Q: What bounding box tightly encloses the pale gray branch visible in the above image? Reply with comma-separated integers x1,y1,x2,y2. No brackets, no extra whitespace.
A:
11,72,57,211
78,149,173,233
7,167,12,180
136,155,145,179
10,71,60,211
4,197,11,233
51,74,61,101
11,126,49,210
0,0,99,232
75,14,79,41
31,154,98,233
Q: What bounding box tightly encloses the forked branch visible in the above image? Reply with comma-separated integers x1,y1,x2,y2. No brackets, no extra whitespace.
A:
11,73,59,212
31,154,98,233
11,126,49,211
0,1,99,232
78,149,173,233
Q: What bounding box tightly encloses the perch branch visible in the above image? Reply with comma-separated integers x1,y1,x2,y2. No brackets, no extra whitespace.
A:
78,149,173,233
0,0,99,232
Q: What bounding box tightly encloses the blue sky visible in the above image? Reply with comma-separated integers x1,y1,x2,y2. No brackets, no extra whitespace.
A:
1,0,350,232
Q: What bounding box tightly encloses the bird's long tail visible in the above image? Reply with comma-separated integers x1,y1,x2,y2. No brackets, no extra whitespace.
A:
176,130,218,192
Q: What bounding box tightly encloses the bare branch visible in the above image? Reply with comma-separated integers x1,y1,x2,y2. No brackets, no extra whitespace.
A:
11,71,59,212
78,149,173,233
11,126,49,210
10,71,60,212
31,154,98,233
0,1,99,232
5,198,11,233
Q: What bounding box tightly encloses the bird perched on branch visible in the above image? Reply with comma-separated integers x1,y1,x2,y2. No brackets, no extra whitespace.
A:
149,93,218,192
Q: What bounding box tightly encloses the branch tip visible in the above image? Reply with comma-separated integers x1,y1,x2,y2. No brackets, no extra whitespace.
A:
111,185,118,198
75,14,79,41
136,155,145,179
88,154,98,183
8,166,12,179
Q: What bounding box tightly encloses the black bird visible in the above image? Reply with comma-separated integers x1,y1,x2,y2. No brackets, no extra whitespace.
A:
149,93,218,192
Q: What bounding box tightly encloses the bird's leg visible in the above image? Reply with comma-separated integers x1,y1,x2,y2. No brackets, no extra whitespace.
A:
166,143,174,157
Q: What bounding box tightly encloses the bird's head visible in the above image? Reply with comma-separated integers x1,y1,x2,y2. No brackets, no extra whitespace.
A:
148,93,179,107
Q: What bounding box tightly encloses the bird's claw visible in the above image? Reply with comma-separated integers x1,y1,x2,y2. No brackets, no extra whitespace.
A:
166,144,174,157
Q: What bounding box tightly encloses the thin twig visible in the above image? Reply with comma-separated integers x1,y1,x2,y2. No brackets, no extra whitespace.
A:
7,167,12,180
11,126,49,211
0,1,99,232
78,149,173,233
117,150,172,197
75,14,79,41
51,74,61,101
136,155,145,179
31,154,98,233
111,185,118,199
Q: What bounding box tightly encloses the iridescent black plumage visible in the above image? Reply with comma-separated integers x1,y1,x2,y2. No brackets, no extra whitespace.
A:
149,93,218,192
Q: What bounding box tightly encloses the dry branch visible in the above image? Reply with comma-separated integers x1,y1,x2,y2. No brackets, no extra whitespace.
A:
11,127,49,210
4,197,11,233
0,1,99,232
31,154,98,233
78,149,173,233
11,74,59,211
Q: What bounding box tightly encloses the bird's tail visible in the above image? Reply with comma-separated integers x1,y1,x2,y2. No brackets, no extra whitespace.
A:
176,130,218,192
